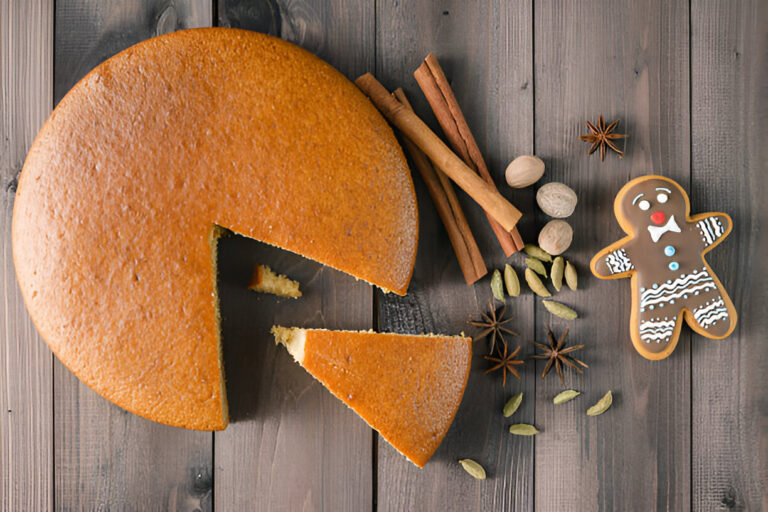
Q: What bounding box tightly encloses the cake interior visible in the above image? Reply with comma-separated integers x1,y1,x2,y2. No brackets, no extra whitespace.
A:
248,265,302,298
272,326,307,363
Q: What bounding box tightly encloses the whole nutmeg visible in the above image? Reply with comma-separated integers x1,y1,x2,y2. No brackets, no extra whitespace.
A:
538,220,573,255
536,182,577,218
505,155,545,188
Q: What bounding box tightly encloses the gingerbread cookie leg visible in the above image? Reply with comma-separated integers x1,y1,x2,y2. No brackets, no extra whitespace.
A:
637,312,679,345
688,296,732,337
684,275,737,339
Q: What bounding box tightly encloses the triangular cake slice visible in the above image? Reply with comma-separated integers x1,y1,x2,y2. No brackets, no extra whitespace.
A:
271,327,472,467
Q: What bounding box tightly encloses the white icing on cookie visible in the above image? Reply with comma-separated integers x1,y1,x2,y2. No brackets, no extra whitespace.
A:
639,267,716,310
697,217,724,247
605,248,634,274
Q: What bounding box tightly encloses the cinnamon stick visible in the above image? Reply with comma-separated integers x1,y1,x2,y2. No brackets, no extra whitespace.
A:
415,53,525,256
355,73,523,234
393,88,487,284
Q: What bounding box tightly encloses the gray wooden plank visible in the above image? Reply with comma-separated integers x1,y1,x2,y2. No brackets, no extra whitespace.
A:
52,2,215,511
375,2,535,510
691,1,768,510
213,1,375,510
0,2,54,511
533,1,691,510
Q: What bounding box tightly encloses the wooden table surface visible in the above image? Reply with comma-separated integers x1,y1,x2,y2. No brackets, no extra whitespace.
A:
2,1,766,510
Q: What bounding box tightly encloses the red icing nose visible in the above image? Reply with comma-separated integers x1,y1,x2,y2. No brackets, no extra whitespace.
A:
651,211,666,225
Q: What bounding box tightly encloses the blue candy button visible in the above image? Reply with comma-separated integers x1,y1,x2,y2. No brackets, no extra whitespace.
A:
669,261,680,271
664,245,676,257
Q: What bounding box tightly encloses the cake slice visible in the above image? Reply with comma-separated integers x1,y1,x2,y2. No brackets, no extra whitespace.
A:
271,327,472,467
248,264,302,298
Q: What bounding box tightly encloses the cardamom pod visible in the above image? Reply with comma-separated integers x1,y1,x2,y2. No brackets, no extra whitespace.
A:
504,264,520,297
565,260,578,291
542,299,578,320
503,392,523,417
458,458,487,479
526,257,548,278
523,243,553,262
587,391,613,416
509,424,540,436
525,268,551,297
551,256,564,292
491,269,505,302
553,389,580,405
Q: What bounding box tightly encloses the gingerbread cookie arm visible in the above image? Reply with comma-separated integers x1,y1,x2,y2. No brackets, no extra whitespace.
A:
691,212,732,251
591,238,635,279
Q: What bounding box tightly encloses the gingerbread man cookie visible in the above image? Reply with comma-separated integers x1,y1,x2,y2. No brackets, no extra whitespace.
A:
591,175,737,360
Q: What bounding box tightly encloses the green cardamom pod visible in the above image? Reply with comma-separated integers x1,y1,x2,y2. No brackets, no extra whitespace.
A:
542,299,578,320
523,243,553,262
553,389,580,405
458,458,487,479
504,264,520,297
503,392,523,417
525,268,551,297
508,423,540,436
565,260,578,291
587,391,613,416
491,269,505,302
551,256,564,292
526,257,548,277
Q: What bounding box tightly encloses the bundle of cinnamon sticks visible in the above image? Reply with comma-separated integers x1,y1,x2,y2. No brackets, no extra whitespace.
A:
355,54,524,285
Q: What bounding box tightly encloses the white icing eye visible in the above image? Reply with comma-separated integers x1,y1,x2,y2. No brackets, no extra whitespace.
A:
657,193,669,203
638,199,651,211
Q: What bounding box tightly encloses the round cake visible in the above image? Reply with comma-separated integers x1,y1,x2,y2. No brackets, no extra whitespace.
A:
12,28,418,430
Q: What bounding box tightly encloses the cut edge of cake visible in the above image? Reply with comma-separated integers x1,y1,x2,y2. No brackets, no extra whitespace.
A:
224,226,408,296
270,326,471,467
272,326,308,364
209,225,229,430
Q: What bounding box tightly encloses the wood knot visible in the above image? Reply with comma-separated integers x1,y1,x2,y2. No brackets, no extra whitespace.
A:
190,466,213,497
156,4,178,36
5,177,18,194
721,486,737,508
5,164,22,194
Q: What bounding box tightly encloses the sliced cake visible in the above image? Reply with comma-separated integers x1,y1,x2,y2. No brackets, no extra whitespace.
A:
271,327,472,467
12,28,418,430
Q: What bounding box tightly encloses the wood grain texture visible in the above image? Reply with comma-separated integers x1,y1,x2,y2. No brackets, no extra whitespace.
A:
533,1,691,510
375,2,535,510
2,2,765,510
52,2,215,511
691,0,768,510
213,1,375,510
54,0,213,102
0,3,54,511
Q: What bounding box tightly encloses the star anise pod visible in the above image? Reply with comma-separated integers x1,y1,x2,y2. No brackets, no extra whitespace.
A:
579,114,626,161
532,328,588,386
467,299,518,355
484,342,524,387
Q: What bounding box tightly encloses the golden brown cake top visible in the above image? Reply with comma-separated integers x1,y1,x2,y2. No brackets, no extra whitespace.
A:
12,28,418,430
274,328,472,467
